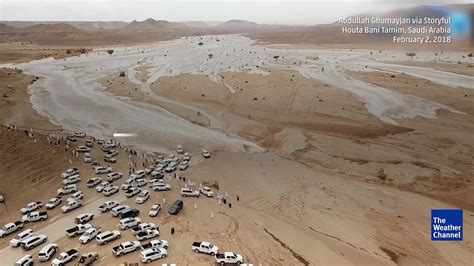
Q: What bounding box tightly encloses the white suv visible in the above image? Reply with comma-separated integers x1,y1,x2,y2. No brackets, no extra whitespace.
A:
20,234,47,250
37,243,58,262
140,247,168,263
96,230,121,245
119,217,142,230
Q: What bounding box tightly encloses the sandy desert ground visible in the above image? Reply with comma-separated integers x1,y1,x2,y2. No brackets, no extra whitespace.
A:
0,33,473,266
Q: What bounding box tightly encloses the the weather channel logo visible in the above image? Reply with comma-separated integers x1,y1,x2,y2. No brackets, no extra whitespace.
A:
431,209,463,241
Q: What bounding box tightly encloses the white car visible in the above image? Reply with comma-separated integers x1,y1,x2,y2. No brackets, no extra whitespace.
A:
79,227,101,244
61,168,79,179
96,181,111,192
181,188,200,197
140,247,168,263
73,132,86,138
148,204,161,217
98,201,119,212
86,177,101,187
164,162,178,172
130,170,146,180
131,178,147,187
22,211,48,223
20,234,47,250
15,254,33,265
75,213,94,224
176,145,184,154
200,186,214,197
76,146,91,153
215,252,244,265
83,152,92,163
119,217,142,230
94,166,112,174
10,229,34,247
141,239,169,250
135,190,150,204
192,241,219,255
125,187,141,198
57,184,78,196
183,152,191,161
96,230,121,245
106,172,123,182
112,241,141,257
135,229,159,241
45,197,62,209
21,201,43,214
105,149,119,157
68,191,84,201
102,185,119,196
178,161,189,170
63,174,81,185
153,183,171,191
61,199,83,213
111,205,130,217
201,150,211,158
150,170,164,179
51,249,78,266
131,223,156,235
37,243,58,262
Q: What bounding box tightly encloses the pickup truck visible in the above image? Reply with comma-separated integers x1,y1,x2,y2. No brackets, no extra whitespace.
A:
22,211,48,223
21,201,43,214
77,252,99,266
131,223,156,235
141,239,169,250
75,213,94,224
61,168,79,178
136,229,159,241
63,174,81,185
181,188,200,197
51,249,78,266
98,201,119,212
200,186,214,197
79,227,101,244
61,199,83,213
66,223,92,237
94,166,112,175
215,252,244,265
86,177,101,187
112,241,141,256
0,221,23,237
192,241,219,255
9,229,34,247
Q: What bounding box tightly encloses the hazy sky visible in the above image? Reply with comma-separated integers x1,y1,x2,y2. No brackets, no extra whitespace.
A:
0,0,471,24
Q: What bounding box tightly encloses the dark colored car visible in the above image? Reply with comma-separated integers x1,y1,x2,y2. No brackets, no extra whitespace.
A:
168,200,183,215
119,208,140,219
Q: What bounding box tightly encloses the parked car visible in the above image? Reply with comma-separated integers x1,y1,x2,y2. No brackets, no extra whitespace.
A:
164,162,178,172
215,252,244,265
119,217,142,230
104,156,117,163
46,197,62,209
200,186,214,197
94,166,112,175
102,185,119,196
86,177,101,187
22,211,48,223
181,188,200,197
61,199,83,213
98,201,119,212
201,150,211,158
76,146,91,153
168,200,183,215
14,255,33,266
10,229,34,247
176,144,184,154
183,152,191,161
150,170,164,179
73,132,86,138
106,172,123,182
112,241,141,256
131,178,147,187
135,190,150,204
125,187,141,198
61,168,79,179
85,140,94,147
0,221,24,237
77,252,99,266
148,204,161,217
57,184,78,196
69,191,84,201
96,181,111,192
79,227,101,244
140,247,168,263
83,153,92,163
192,241,219,255
51,249,78,266
111,205,129,217
130,170,146,180
178,161,189,170
66,223,92,237
119,208,140,219
152,183,171,191
20,234,47,250
63,174,81,185
105,149,119,157
75,213,94,224
141,239,169,250
136,229,159,241
37,243,58,262
21,201,43,214
96,230,121,245
131,223,156,235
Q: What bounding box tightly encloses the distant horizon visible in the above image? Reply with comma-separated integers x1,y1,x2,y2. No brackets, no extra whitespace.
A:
0,0,472,25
